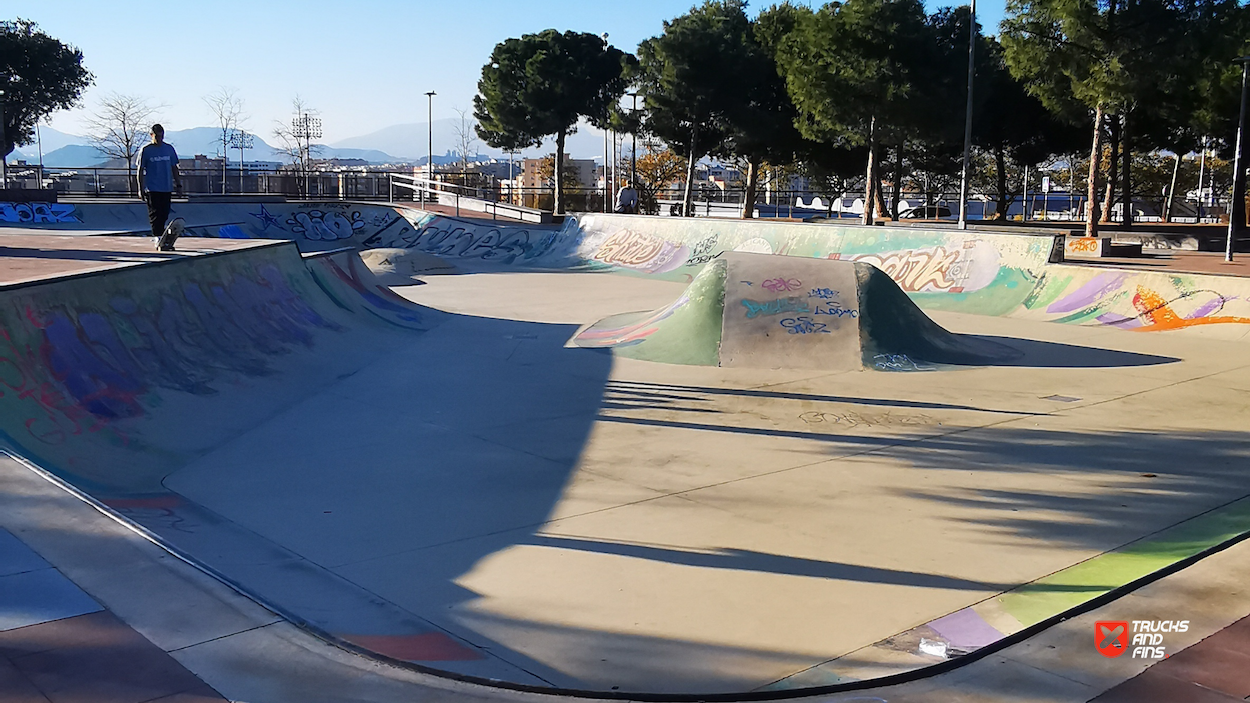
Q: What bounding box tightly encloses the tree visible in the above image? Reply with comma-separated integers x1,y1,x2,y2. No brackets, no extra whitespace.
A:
83,93,157,196
973,35,1086,219
203,87,245,195
772,0,944,225
633,142,688,214
0,20,93,163
1002,0,1192,235
271,96,321,195
724,3,811,218
637,1,756,217
451,107,480,172
475,30,633,214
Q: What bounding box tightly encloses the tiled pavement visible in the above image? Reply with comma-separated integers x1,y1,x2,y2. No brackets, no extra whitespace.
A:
1090,616,1250,703
0,528,226,703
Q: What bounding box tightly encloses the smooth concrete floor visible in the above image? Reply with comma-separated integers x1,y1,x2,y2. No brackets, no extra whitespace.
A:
163,268,1250,694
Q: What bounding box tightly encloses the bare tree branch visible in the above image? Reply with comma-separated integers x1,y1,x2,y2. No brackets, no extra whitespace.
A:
452,107,480,172
83,92,157,196
204,86,246,193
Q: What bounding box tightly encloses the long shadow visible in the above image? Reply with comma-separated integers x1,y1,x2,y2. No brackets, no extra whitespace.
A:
958,335,1179,368
605,380,1041,416
527,535,1114,593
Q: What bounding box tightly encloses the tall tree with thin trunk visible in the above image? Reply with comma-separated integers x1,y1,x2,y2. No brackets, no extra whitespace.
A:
451,107,480,173
83,93,157,196
771,0,943,225
474,30,633,215
1002,0,1191,236
204,87,245,195
638,1,759,217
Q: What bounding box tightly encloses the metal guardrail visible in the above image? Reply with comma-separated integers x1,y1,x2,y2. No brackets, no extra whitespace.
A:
387,174,550,224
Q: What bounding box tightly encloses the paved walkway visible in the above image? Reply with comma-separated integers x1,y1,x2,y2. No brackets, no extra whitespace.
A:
1074,249,1250,278
0,527,226,702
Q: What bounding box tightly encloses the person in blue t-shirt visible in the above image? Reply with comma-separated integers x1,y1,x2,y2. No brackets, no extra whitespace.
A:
136,124,182,250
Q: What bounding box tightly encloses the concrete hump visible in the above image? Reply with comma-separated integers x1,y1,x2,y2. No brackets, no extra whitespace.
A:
573,252,1020,370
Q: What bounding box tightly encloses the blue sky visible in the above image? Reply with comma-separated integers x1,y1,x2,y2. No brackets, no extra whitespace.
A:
13,0,1006,144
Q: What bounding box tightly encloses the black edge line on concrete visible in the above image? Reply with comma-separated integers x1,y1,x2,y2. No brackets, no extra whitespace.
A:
0,239,294,293
7,444,1250,703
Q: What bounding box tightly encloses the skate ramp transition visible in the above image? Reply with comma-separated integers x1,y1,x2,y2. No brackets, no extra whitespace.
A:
8,200,1250,334
572,252,1022,370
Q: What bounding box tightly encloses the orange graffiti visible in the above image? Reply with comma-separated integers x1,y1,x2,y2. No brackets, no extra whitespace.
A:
855,247,962,292
1131,287,1250,331
1066,238,1101,254
594,230,666,266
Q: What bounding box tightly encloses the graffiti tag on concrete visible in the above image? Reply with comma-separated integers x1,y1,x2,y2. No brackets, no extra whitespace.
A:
0,202,82,224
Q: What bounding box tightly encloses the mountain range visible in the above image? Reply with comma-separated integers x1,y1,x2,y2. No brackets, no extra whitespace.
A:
9,120,626,168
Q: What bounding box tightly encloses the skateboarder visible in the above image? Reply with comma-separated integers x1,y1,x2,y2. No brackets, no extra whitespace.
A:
136,124,182,251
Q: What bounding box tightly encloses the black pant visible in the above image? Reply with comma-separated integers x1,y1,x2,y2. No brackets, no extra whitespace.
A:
146,191,172,237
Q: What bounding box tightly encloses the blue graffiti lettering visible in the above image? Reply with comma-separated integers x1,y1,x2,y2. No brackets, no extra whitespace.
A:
741,297,810,319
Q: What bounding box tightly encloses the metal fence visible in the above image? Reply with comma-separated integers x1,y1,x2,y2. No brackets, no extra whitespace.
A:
1,163,1230,224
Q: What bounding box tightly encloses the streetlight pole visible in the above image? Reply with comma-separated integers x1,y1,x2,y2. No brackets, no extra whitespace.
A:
0,88,7,190
425,90,436,207
1226,56,1250,262
629,92,638,187
957,0,977,230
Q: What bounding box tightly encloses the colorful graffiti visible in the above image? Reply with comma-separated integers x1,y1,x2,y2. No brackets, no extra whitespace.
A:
387,216,568,265
568,214,1250,334
741,297,809,319
592,229,690,274
1,260,341,448
0,202,81,224
286,209,366,241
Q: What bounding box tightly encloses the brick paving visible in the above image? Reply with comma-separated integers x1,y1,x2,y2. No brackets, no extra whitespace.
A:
1072,249,1250,278
0,611,226,703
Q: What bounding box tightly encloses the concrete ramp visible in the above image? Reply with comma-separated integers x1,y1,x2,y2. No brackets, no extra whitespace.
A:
573,252,1020,370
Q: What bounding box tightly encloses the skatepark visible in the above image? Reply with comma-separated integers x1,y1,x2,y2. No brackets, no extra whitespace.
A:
3,198,1250,697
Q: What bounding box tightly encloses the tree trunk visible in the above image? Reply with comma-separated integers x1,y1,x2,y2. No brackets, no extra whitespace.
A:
890,143,904,219
1164,152,1182,222
1120,112,1133,229
994,144,1009,220
1086,105,1105,237
874,169,888,221
863,116,877,226
555,129,566,215
742,158,760,219
1102,114,1120,223
682,124,700,217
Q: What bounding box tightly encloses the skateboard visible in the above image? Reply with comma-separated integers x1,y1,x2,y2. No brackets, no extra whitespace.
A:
157,217,185,251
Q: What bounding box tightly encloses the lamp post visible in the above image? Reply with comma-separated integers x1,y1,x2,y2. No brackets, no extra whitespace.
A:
628,92,638,187
226,129,254,194
425,91,436,206
957,0,977,230
291,113,322,198
0,88,7,190
1226,56,1250,262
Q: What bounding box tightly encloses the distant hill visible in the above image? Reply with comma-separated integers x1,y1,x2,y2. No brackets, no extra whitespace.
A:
41,144,111,168
7,119,624,169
